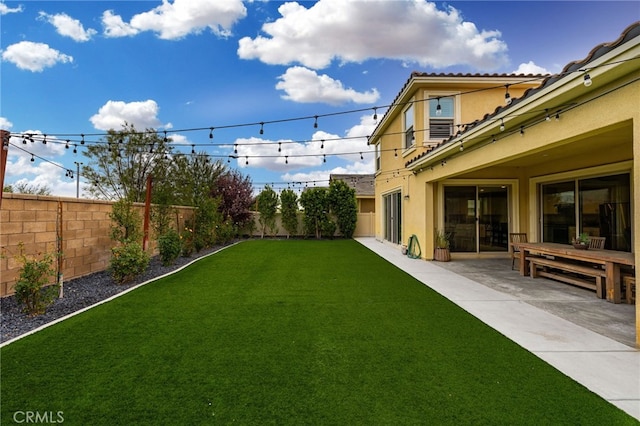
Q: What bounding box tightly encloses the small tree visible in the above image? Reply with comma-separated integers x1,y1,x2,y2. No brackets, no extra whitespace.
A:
109,198,149,284
256,185,279,238
328,180,358,238
280,189,299,238
13,243,59,316
109,198,142,243
300,187,333,239
211,169,255,236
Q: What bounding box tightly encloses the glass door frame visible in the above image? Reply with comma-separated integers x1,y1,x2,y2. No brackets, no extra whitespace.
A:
438,179,520,253
528,161,632,243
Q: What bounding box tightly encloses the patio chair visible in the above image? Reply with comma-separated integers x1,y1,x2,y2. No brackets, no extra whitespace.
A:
509,233,527,270
588,236,606,250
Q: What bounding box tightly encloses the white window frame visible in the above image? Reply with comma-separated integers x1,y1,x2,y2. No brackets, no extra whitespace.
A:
402,101,415,150
423,91,461,145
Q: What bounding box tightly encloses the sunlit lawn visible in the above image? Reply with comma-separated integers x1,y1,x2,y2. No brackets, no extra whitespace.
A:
1,240,635,424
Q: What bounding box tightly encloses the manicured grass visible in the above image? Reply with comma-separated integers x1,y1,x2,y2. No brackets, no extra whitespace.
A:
1,240,635,424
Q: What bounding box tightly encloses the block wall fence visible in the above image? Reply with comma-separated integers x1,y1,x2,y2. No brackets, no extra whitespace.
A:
0,193,195,297
0,193,375,297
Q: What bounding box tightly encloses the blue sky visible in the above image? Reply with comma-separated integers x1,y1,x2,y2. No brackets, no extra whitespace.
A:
1,0,638,198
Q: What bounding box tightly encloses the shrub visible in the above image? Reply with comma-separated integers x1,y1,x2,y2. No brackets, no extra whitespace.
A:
328,180,357,238
110,242,150,284
280,189,299,238
256,185,278,238
110,198,142,244
14,244,59,316
181,226,195,257
158,229,182,266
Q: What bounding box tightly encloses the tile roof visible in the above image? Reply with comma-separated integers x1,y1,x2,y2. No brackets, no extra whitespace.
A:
329,174,375,196
404,20,640,168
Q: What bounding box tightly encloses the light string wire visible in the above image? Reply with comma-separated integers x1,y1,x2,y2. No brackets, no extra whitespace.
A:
5,57,639,190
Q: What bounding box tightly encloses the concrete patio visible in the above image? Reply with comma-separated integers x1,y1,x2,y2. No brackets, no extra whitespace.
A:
356,237,639,420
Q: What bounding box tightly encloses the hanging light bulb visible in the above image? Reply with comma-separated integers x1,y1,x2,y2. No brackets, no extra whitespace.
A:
65,141,70,149
73,144,77,154
373,108,378,122
245,156,249,165
191,144,195,155
504,85,511,105
459,141,464,151
500,119,505,132
209,127,214,139
163,131,168,142
30,154,35,162
491,135,496,143
234,144,238,154
278,142,281,153
43,134,47,145
436,98,442,116
583,73,592,87
323,154,326,163
360,152,364,160
520,126,525,136
259,122,264,135
545,109,551,121
314,116,318,128
321,139,324,149
80,134,85,145
285,156,289,164
394,149,397,157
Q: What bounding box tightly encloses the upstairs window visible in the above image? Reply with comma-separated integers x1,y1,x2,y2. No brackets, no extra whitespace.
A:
429,97,454,141
403,104,415,149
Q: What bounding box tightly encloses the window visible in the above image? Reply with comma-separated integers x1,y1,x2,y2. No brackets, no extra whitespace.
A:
375,144,380,171
429,97,454,140
541,173,630,251
403,104,414,149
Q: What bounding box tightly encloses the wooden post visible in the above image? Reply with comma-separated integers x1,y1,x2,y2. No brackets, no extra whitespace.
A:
0,130,10,209
142,174,152,251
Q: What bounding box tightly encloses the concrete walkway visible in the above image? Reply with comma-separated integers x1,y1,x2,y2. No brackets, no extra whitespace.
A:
355,238,640,420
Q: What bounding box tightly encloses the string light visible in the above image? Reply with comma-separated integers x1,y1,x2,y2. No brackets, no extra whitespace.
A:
278,142,281,153
373,108,378,122
436,98,442,116
259,122,264,135
499,119,505,132
504,85,511,105
314,116,318,128
520,126,525,136
30,154,35,162
209,127,214,139
80,134,85,145
545,109,551,121
583,73,592,87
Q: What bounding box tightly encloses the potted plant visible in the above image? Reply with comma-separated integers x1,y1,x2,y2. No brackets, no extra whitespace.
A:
572,232,590,250
434,230,451,262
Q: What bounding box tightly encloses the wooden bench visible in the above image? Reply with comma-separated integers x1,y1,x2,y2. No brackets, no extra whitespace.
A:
527,256,606,297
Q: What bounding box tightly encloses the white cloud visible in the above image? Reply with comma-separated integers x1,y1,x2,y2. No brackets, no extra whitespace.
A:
0,117,13,130
38,11,97,42
102,10,139,37
238,0,508,70
90,100,170,131
512,61,551,75
102,0,247,40
0,3,23,15
1,41,73,72
276,66,379,105
4,130,77,197
233,115,376,177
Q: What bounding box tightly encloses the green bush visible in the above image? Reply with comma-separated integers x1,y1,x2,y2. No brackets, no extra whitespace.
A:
158,229,182,266
14,245,59,316
109,242,150,284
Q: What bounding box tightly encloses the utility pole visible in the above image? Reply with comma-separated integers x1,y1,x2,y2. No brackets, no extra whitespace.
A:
74,161,83,198
0,130,10,208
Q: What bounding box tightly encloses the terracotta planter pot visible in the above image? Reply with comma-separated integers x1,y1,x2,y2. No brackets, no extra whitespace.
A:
434,247,451,262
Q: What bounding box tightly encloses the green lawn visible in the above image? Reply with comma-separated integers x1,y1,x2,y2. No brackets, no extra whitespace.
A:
1,240,635,425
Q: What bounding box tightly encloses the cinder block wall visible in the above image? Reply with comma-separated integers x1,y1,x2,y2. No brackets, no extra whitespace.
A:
0,193,194,297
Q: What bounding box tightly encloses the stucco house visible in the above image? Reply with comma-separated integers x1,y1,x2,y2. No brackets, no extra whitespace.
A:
369,22,639,343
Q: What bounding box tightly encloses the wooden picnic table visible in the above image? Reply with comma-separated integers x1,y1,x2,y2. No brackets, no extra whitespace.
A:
517,242,634,303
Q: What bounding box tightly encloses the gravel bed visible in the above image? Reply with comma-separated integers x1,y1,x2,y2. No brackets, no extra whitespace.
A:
1,244,232,343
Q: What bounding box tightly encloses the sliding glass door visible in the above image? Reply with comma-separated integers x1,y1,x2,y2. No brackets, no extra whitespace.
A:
444,186,509,253
383,191,402,245
541,173,631,251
